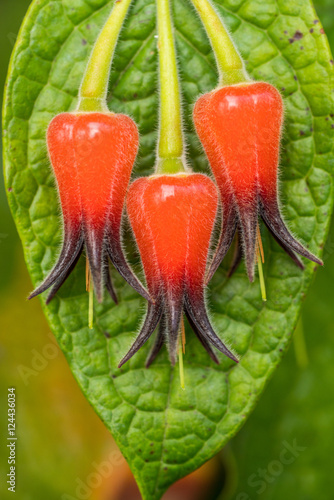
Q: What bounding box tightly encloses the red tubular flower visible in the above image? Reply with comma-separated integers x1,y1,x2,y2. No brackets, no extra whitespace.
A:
194,82,323,282
119,173,238,367
29,112,150,304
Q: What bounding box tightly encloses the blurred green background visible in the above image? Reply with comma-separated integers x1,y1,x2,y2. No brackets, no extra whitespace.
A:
1,1,334,499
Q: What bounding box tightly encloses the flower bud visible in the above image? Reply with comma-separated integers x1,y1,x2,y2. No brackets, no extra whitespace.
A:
119,173,238,367
29,112,150,304
194,82,322,282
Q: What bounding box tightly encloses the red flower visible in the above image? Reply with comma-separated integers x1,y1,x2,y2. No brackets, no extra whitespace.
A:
119,173,238,367
194,82,323,282
29,112,150,304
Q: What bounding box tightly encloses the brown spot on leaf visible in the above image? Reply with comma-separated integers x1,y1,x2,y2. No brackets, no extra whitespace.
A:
294,30,303,40
289,31,304,43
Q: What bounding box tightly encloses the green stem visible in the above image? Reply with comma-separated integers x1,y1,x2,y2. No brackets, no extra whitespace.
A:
77,0,133,112
156,0,186,174
190,0,249,86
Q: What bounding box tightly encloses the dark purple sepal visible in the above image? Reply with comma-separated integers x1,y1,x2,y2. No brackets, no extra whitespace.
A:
184,308,220,364
145,318,166,368
184,291,239,363
260,199,323,266
118,300,163,368
45,241,84,304
107,233,152,304
28,228,84,300
205,204,238,284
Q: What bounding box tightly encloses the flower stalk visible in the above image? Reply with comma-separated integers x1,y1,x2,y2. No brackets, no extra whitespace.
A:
190,0,249,86
156,0,186,174
78,0,133,112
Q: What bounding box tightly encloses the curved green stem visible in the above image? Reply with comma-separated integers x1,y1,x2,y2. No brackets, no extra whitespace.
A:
190,0,249,86
77,0,133,112
156,0,186,174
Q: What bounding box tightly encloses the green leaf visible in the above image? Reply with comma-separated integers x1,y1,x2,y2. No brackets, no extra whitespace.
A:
313,0,334,49
229,218,334,498
3,0,334,498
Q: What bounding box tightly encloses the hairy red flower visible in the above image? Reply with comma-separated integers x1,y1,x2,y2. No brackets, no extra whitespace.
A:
29,112,150,304
119,173,238,367
194,82,322,282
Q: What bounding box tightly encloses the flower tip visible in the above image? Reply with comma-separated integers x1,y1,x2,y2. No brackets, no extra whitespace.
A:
106,283,118,305
27,291,36,301
222,344,239,364
94,287,103,304
169,352,177,367
247,268,255,283
45,294,54,306
145,359,152,369
230,352,239,364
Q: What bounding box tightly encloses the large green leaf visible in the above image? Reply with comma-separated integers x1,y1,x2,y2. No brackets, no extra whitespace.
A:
227,227,334,500
3,0,334,498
